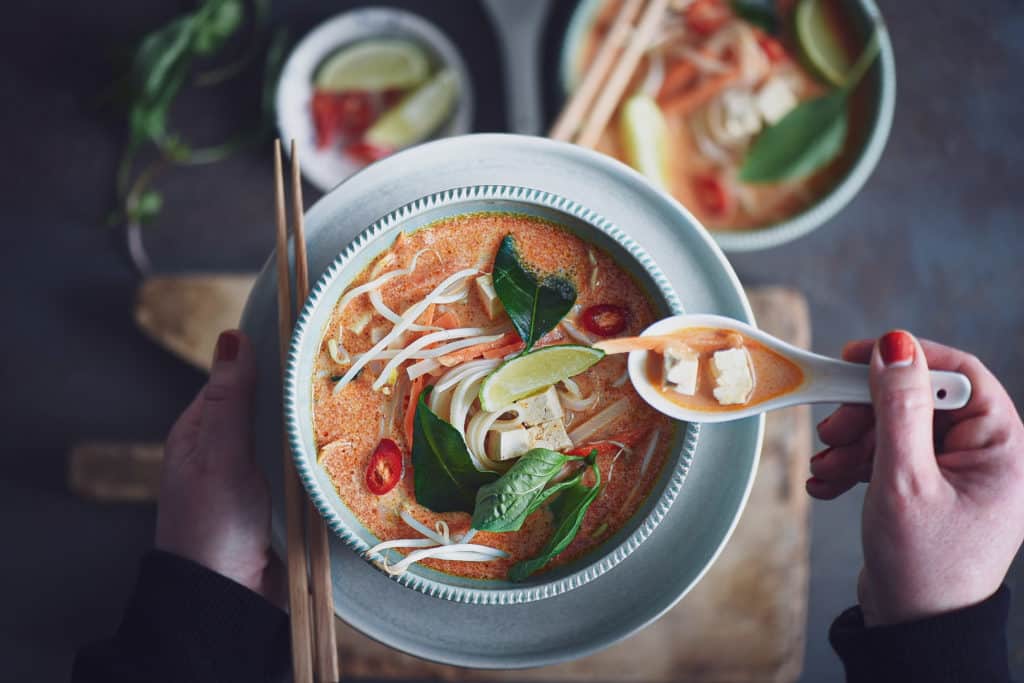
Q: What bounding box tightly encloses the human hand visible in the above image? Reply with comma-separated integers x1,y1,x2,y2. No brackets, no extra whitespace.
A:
807,330,1024,626
156,330,284,606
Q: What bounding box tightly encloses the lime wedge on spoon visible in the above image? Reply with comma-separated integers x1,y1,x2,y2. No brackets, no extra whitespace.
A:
795,0,853,87
364,68,460,149
478,345,605,412
314,39,431,92
619,94,669,190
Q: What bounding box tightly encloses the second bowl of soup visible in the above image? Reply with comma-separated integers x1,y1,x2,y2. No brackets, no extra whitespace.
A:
560,0,895,251
286,185,698,603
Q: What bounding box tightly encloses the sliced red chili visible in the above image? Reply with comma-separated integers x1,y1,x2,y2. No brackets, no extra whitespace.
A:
692,173,733,218
757,34,788,63
335,92,376,135
685,0,731,36
346,141,393,164
581,304,629,337
312,91,338,149
366,438,403,495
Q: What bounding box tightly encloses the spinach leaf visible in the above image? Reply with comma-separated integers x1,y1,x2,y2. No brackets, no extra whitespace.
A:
472,449,586,533
738,89,848,183
492,235,577,351
412,391,498,513
731,0,779,33
509,458,601,582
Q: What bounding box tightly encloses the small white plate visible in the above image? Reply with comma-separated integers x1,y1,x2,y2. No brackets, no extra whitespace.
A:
275,7,475,193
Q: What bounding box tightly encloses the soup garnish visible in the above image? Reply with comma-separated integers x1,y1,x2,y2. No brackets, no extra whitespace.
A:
313,214,672,581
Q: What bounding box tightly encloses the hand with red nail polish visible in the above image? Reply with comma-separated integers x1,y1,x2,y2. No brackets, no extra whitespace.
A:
808,331,1024,627
155,330,285,607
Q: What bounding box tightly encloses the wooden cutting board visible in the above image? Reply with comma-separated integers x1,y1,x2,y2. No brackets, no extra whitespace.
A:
78,279,811,681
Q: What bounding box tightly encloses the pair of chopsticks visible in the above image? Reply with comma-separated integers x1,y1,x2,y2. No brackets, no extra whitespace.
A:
274,139,340,683
549,0,671,146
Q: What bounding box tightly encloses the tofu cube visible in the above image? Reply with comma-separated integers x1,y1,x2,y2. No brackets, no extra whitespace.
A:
515,386,564,427
756,77,799,126
487,425,532,462
663,344,699,396
526,419,574,452
475,273,504,320
711,347,755,405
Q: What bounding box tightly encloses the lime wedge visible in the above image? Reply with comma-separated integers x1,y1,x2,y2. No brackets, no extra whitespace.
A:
479,345,605,412
619,94,669,189
795,0,853,87
364,68,459,149
314,39,431,92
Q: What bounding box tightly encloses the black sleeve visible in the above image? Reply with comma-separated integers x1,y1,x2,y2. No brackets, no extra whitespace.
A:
72,549,290,683
830,585,1011,683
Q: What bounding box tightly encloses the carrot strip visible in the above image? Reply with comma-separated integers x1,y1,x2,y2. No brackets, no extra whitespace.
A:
481,340,525,359
404,375,427,448
657,60,697,102
660,69,741,115
592,334,682,355
433,310,460,329
437,331,520,367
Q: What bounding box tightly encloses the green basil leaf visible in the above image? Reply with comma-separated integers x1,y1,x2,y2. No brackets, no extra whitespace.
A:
412,391,498,513
739,89,848,183
492,234,576,352
731,0,779,33
128,190,163,224
509,460,601,582
472,449,584,532
193,0,244,55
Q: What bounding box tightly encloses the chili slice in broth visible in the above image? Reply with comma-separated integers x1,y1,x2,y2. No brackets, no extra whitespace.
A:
581,304,629,337
366,438,404,495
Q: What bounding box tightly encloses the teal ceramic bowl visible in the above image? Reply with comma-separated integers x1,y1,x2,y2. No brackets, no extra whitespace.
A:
560,0,896,252
285,184,699,604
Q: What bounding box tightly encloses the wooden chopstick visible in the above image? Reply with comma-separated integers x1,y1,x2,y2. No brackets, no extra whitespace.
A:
549,0,646,142
289,141,340,682
550,0,671,149
274,140,339,682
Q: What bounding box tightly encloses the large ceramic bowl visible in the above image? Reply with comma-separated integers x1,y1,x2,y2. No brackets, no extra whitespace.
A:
560,0,896,252
284,184,699,604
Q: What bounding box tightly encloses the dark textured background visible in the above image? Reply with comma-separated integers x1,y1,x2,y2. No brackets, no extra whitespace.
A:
2,1,1022,680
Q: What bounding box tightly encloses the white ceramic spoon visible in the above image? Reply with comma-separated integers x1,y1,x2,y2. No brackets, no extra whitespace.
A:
618,314,972,424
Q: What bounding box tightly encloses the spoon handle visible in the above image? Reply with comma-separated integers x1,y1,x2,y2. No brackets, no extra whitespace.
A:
808,359,972,410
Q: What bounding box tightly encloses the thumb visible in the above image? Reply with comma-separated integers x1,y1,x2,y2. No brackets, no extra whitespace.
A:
197,330,257,468
869,330,938,491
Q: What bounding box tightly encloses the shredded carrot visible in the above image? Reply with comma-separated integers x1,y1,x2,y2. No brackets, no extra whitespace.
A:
404,375,427,448
433,310,460,329
657,60,697,102
437,331,520,367
592,334,683,355
482,340,525,359
660,69,741,115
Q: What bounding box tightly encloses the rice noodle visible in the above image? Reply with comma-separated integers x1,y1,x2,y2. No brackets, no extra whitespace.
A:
561,319,596,345
560,377,582,398
433,359,501,394
327,338,350,365
448,370,493,442
613,366,630,387
624,430,661,508
561,390,601,412
333,268,478,393
466,407,520,470
373,328,505,391
671,45,731,74
333,249,428,347
407,358,441,380
568,398,630,444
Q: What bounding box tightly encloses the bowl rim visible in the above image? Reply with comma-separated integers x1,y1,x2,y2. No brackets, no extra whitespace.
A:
558,0,897,252
284,183,700,604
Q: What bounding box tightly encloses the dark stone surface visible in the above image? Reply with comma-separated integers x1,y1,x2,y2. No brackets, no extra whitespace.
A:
1,0,1021,680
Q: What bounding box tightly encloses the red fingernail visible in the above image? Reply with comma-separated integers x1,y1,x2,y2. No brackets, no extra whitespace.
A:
215,331,240,362
818,416,831,430
879,330,914,367
806,476,824,486
811,448,830,463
